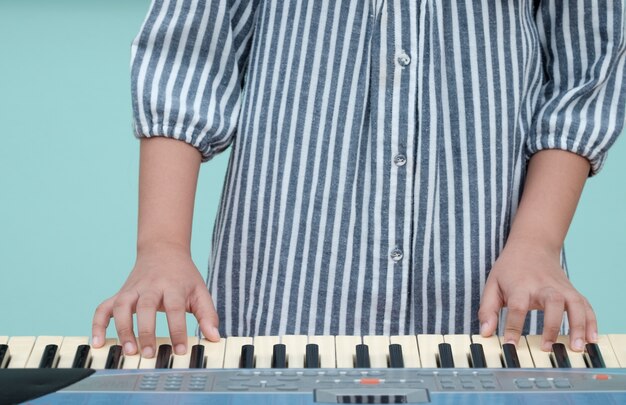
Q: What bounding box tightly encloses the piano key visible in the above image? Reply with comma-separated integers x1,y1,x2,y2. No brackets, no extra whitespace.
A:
200,337,226,368
551,343,572,368
524,335,552,368
223,337,253,368
355,344,371,368
25,336,63,369
443,335,471,368
71,345,91,368
469,343,487,368
0,337,7,344
155,344,173,369
363,336,389,368
0,344,9,369
608,334,626,368
252,336,279,368
57,336,89,368
335,336,362,368
89,338,117,369
240,344,255,368
272,344,287,368
189,344,205,369
104,345,123,369
555,336,586,368
38,344,59,368
305,343,320,368
7,336,36,369
585,343,606,369
138,337,173,369
515,337,536,368
471,335,503,368
596,335,620,368
417,334,444,368
502,343,521,368
308,336,336,368
388,344,404,368
171,337,196,369
281,335,307,368
390,335,420,367
438,343,455,368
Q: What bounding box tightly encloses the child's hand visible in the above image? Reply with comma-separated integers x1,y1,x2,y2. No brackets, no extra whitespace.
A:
91,244,220,358
478,239,597,352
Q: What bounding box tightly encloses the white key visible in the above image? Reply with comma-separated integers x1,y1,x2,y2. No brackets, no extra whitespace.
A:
608,334,626,368
471,335,502,368
0,336,8,345
26,336,63,368
171,337,197,369
7,336,36,369
524,335,552,368
510,337,536,368
223,337,253,368
200,338,226,368
253,336,280,368
57,337,89,368
416,334,443,368
139,337,173,369
595,335,620,368
389,335,420,367
363,336,389,368
335,336,362,368
555,336,587,368
282,335,307,368
443,335,471,368
89,338,118,369
308,336,335,368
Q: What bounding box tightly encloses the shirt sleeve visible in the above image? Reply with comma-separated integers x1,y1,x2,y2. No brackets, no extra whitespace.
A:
130,0,258,162
528,1,626,175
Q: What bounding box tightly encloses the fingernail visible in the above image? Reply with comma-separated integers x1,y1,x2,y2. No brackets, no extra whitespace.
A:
480,322,489,335
124,342,136,355
92,336,102,346
175,344,186,355
542,341,553,351
142,346,153,358
573,338,584,351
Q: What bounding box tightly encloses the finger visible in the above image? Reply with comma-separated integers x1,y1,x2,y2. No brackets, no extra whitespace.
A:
191,286,220,342
92,297,115,347
503,295,530,347
584,300,598,344
112,291,139,355
540,288,565,351
564,294,587,352
163,292,188,355
136,292,159,358
478,278,504,337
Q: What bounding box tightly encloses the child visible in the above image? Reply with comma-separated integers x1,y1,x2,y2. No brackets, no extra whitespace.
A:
93,0,626,359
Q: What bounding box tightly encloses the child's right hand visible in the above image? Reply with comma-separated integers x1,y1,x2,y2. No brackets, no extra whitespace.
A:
91,243,220,358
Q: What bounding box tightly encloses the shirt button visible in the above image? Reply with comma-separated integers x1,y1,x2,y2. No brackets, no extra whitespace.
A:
393,154,407,167
390,248,403,262
397,52,411,67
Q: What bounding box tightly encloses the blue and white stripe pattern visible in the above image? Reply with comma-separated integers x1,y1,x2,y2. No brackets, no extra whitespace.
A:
131,0,626,337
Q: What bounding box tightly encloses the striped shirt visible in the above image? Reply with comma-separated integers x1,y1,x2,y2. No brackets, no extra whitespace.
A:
131,0,626,337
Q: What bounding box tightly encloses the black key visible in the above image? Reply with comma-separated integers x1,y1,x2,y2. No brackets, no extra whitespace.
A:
39,344,59,368
502,343,520,368
155,344,173,369
388,343,404,368
272,344,287,368
438,343,454,368
0,344,9,368
551,343,571,368
305,343,320,368
585,343,606,369
71,345,91,368
189,344,205,369
104,345,123,369
355,344,371,368
469,343,487,368
240,344,255,368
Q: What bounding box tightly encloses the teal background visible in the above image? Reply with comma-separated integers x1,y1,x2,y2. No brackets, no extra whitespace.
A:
1,1,624,339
